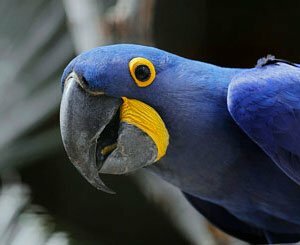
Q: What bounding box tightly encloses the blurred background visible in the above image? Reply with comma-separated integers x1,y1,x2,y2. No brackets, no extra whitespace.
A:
1,0,300,244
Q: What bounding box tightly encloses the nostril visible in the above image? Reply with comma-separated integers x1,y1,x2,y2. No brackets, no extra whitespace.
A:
65,71,105,96
62,72,77,92
79,76,106,96
79,74,89,88
64,72,81,87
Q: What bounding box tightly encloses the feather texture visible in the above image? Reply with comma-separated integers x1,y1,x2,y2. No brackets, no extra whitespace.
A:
228,62,300,185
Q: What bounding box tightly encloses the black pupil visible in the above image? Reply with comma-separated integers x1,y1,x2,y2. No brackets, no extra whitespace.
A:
134,65,151,82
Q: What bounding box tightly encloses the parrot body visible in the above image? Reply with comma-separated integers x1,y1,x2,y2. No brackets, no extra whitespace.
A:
145,59,300,243
60,44,300,243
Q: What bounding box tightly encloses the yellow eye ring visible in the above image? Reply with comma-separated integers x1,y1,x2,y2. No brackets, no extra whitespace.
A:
129,57,156,87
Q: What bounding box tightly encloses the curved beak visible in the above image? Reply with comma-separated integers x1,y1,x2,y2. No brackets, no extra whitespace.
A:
60,73,161,193
60,74,121,193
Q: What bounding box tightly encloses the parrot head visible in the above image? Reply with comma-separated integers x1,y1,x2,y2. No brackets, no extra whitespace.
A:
60,44,182,193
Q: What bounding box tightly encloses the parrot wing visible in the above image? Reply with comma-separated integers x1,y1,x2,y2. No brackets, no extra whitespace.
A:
227,60,300,185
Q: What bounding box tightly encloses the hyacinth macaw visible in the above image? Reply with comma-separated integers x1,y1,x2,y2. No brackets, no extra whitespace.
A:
60,44,300,244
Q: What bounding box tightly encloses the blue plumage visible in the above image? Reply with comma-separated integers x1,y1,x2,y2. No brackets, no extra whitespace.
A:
62,44,300,243
228,64,300,186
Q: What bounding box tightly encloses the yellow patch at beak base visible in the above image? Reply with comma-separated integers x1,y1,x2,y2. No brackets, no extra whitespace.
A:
120,97,169,161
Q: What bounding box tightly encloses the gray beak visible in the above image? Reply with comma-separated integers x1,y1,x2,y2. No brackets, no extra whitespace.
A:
60,73,157,193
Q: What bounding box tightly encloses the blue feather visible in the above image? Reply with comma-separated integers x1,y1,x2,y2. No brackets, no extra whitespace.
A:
228,63,300,185
63,45,300,243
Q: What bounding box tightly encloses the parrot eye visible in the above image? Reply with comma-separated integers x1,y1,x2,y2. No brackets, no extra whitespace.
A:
135,65,151,81
129,57,156,87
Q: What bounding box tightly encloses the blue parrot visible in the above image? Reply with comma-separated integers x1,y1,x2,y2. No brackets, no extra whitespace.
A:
60,44,300,244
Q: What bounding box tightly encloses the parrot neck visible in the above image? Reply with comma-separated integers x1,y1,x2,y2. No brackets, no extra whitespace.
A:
148,63,248,200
